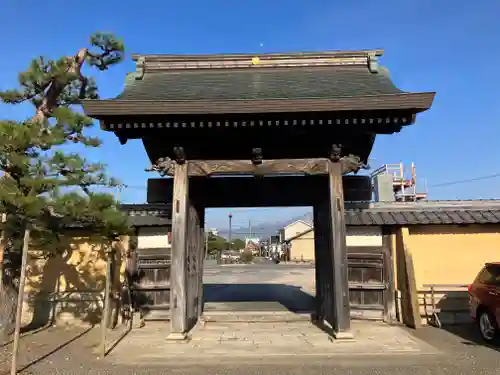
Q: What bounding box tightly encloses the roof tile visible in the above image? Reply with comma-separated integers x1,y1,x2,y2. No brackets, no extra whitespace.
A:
117,66,402,102
118,204,500,228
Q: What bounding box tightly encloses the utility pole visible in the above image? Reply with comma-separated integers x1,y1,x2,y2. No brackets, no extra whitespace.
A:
248,220,252,239
228,213,233,251
116,184,126,203
205,227,209,259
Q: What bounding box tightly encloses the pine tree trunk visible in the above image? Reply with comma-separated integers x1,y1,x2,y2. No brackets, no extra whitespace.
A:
0,222,20,341
0,215,5,341
0,280,17,342
0,213,5,294
0,218,29,340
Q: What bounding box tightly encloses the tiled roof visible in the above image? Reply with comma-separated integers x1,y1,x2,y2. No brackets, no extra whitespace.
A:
117,66,402,102
82,50,435,117
121,204,172,227
344,200,500,226
345,208,500,226
118,50,396,102
118,201,500,228
128,216,171,227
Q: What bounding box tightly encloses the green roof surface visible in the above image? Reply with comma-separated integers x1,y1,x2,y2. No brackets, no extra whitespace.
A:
117,65,402,101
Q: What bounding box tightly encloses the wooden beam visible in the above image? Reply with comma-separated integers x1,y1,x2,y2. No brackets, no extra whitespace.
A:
168,163,189,340
142,130,376,165
147,175,373,207
327,160,352,339
147,157,366,177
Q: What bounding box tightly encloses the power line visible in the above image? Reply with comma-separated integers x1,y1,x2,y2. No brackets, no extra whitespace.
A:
430,172,500,188
121,171,500,192
121,185,147,190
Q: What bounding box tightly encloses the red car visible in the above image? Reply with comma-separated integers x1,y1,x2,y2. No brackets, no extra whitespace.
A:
468,263,500,343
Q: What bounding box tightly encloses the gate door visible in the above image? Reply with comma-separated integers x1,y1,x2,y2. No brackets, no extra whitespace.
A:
348,250,386,320
133,248,171,320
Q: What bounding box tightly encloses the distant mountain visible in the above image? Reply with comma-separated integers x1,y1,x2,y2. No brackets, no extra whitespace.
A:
217,210,313,240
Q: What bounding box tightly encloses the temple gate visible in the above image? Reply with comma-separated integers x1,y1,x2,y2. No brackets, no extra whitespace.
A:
83,49,434,339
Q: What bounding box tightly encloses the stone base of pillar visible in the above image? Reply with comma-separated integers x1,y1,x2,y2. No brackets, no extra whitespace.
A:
132,312,145,329
166,332,189,342
332,330,354,340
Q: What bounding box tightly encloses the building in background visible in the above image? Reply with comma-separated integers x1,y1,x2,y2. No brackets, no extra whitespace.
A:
245,237,260,246
371,162,427,202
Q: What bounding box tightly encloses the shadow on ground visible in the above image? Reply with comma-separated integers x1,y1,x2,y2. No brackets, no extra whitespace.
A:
19,326,94,372
0,325,96,374
203,283,315,313
440,323,500,352
1,324,52,348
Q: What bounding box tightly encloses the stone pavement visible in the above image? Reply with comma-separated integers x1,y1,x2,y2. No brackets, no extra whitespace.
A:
104,320,441,365
1,322,500,374
203,263,316,313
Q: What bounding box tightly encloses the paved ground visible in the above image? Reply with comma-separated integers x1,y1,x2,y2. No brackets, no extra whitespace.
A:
2,263,500,374
1,323,500,374
203,263,316,312
104,320,440,365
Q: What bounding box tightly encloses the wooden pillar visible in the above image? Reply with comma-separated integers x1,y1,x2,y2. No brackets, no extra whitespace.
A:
313,204,327,322
313,162,352,339
395,227,421,329
197,205,205,316
186,204,196,330
168,162,189,340
327,160,352,338
382,227,397,324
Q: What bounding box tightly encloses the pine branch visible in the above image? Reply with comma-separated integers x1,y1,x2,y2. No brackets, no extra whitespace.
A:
0,31,129,257
0,32,125,124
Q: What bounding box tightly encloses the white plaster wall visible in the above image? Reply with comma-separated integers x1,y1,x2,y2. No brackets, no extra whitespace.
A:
346,226,383,247
137,227,170,249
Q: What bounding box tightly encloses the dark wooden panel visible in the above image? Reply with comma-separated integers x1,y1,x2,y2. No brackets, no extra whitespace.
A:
348,250,386,314
186,202,203,330
132,257,172,311
147,175,372,207
313,199,333,324
342,176,373,202
136,124,378,165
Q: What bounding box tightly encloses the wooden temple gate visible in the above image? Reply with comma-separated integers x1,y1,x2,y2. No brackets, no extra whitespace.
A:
83,49,434,339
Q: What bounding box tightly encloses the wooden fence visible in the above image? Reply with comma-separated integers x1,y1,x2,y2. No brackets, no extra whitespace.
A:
418,284,471,327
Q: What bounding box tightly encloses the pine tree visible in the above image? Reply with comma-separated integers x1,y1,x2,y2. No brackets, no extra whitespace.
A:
0,32,129,337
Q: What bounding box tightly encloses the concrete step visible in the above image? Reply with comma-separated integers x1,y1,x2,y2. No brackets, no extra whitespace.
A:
201,310,313,323
143,309,171,321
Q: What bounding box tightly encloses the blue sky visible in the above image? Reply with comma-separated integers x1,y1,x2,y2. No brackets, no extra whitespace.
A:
1,0,500,229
